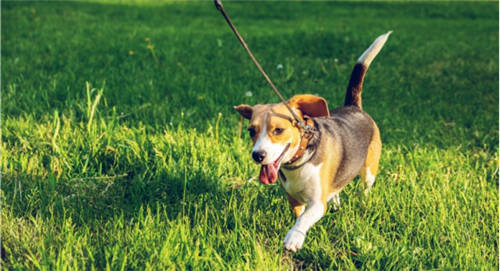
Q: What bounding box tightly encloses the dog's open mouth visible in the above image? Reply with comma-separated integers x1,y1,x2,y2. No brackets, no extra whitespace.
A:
259,144,290,185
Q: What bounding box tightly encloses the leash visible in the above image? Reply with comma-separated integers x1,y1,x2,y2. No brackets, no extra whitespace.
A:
214,0,313,133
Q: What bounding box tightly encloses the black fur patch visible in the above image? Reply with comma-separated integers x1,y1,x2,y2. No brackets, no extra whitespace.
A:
344,63,367,108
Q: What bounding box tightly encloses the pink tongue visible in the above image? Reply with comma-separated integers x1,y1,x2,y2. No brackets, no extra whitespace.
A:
259,164,278,184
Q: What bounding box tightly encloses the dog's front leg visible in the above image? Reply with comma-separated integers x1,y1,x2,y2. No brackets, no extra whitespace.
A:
284,201,325,252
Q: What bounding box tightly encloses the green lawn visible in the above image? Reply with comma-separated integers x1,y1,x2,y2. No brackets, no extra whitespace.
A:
2,1,498,270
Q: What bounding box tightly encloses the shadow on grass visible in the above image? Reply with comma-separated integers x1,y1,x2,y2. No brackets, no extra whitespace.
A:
4,170,224,225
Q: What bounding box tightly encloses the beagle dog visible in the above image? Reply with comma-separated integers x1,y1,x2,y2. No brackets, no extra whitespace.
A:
234,32,391,252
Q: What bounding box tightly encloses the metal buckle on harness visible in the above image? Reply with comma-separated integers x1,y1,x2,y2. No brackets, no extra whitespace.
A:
299,116,314,136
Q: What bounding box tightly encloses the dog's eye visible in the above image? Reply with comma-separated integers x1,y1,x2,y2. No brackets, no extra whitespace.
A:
248,127,256,137
273,128,284,135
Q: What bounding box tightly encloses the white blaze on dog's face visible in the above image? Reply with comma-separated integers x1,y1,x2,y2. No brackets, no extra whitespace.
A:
234,95,329,185
250,104,301,164
234,103,301,184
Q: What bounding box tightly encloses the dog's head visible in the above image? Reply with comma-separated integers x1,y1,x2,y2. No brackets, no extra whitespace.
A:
234,94,329,184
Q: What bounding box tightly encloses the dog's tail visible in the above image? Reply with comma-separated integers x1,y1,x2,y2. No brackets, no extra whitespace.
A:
344,31,392,109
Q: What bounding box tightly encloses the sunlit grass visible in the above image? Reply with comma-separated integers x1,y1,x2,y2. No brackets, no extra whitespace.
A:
2,1,498,270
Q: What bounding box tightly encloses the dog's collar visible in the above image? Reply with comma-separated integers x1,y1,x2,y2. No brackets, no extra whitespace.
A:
282,117,316,169
267,111,317,171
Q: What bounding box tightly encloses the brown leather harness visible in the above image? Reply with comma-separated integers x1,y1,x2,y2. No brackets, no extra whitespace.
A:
275,115,317,182
286,117,315,165
269,111,317,169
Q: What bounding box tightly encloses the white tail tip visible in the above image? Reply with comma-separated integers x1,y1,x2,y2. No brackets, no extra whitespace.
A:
357,31,392,67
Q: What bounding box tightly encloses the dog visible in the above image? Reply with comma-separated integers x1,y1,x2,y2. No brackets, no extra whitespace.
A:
234,32,391,252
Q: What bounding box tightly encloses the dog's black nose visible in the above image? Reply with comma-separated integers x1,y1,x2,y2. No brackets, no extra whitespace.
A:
252,150,266,163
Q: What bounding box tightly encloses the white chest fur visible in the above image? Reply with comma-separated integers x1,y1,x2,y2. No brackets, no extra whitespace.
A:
280,162,323,204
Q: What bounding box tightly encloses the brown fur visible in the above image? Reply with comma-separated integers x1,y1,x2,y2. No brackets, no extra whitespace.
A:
287,194,305,218
360,122,382,186
288,95,329,118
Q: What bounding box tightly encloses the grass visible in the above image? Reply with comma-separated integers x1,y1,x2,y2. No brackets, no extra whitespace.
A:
1,1,498,270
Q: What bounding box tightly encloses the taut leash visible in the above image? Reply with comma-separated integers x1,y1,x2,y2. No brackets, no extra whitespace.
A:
214,0,313,133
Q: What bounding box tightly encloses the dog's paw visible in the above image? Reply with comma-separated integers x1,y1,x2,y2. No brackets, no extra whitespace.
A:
363,187,372,196
283,228,306,252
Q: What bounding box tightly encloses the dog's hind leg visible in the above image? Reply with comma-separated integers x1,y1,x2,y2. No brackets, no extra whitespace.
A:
360,123,382,195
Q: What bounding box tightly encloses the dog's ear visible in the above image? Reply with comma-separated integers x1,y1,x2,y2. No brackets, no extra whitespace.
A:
234,104,253,119
288,95,329,118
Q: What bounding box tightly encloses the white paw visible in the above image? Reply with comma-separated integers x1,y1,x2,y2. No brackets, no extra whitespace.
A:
363,187,372,196
283,228,306,252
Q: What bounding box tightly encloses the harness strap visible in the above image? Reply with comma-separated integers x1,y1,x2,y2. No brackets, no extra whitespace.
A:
268,111,317,173
269,111,294,123
269,111,315,135
285,117,315,165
